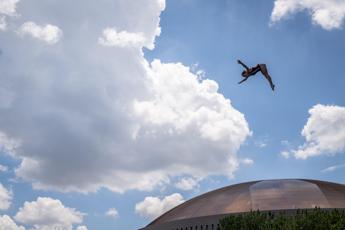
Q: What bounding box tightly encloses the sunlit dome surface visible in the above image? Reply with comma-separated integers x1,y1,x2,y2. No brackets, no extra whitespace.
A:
148,179,345,227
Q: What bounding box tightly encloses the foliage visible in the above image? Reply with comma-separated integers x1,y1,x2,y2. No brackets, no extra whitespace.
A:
219,208,345,230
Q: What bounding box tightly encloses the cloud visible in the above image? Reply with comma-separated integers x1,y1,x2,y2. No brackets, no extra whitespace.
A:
257,142,267,148
240,158,254,166
18,22,63,44
292,104,345,159
76,226,88,230
14,197,84,230
132,60,251,177
321,163,345,173
270,0,345,30
280,151,290,159
0,16,6,30
98,0,165,50
98,28,146,49
0,131,20,156
0,164,8,172
0,0,19,16
105,208,119,218
0,183,12,210
254,138,269,148
0,0,19,31
0,0,250,193
135,193,184,219
281,140,290,146
0,215,25,230
175,177,199,191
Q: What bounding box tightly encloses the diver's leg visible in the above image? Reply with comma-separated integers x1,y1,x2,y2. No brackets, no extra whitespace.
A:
259,64,275,91
265,73,275,91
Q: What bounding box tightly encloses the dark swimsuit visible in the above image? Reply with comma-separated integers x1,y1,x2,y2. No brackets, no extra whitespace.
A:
249,64,267,76
248,66,260,76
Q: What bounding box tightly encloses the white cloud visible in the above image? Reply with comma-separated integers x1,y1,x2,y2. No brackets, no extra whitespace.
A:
258,142,267,148
255,138,268,148
105,208,119,218
18,22,62,44
0,16,6,30
76,226,88,230
280,151,290,159
98,28,146,49
281,140,290,146
0,183,12,210
98,0,165,50
135,193,184,220
321,163,345,173
0,0,19,16
240,158,254,166
14,197,84,230
175,177,199,191
135,60,250,144
0,0,250,193
0,164,8,172
292,104,345,159
132,60,251,179
271,0,345,30
0,215,25,230
0,0,19,31
0,131,20,156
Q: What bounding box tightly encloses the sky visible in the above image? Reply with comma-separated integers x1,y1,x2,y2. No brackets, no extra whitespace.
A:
0,0,345,229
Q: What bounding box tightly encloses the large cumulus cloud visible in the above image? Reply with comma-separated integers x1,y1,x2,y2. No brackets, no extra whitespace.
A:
0,0,251,193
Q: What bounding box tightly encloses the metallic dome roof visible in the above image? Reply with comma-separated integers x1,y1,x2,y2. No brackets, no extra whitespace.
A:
149,179,345,226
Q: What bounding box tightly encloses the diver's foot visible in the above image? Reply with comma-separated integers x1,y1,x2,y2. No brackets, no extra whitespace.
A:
272,84,275,91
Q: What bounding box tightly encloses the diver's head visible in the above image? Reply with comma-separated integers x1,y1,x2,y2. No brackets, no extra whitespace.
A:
242,70,249,77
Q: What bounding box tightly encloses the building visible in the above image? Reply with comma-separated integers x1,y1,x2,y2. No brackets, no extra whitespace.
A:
139,179,345,230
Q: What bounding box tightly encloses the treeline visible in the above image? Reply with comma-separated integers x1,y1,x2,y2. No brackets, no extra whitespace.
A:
219,208,345,230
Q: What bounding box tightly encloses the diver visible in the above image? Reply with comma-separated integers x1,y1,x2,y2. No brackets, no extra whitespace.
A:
237,59,275,91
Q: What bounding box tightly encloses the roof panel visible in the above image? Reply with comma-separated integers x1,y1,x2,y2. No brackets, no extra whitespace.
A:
149,179,345,226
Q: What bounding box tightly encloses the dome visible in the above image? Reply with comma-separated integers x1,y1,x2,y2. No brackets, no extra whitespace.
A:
141,179,345,230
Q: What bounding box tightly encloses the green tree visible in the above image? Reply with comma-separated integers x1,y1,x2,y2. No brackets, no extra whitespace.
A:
220,208,345,230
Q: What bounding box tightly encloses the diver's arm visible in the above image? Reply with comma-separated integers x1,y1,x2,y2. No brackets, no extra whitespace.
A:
237,60,249,70
238,77,249,84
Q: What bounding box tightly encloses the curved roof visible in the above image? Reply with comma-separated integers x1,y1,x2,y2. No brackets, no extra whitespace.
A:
149,179,345,226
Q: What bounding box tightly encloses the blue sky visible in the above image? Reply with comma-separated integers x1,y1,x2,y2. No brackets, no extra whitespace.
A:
0,0,345,230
